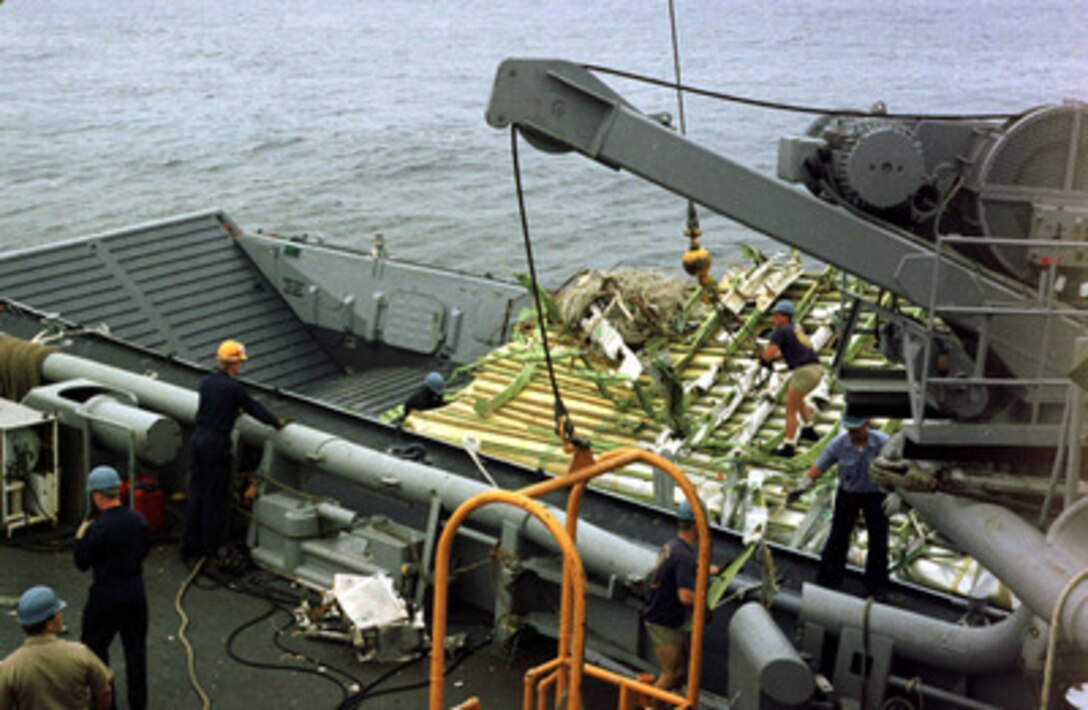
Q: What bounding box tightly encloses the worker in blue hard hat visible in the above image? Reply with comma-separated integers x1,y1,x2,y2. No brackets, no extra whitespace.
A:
182,339,289,564
642,497,718,698
760,299,823,457
403,371,446,417
787,411,894,599
74,465,151,710
0,585,113,709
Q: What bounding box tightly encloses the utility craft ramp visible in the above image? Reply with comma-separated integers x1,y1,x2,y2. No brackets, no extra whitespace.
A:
0,211,527,418
0,211,342,392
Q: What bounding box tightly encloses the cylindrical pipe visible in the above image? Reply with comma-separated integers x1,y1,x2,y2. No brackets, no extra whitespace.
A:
729,602,814,705
801,583,1031,673
42,354,199,422
80,394,181,465
902,490,1088,652
315,502,357,528
41,351,660,580
22,378,182,465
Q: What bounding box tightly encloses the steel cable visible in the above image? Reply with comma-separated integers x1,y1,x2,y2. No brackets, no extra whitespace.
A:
581,63,1020,121
509,126,586,450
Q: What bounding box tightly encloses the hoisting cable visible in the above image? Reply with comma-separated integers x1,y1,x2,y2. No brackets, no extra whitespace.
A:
581,63,1019,121
667,0,689,137
666,0,723,310
509,126,589,452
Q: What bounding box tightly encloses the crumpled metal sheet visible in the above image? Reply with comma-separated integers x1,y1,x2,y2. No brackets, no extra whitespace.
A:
333,573,408,630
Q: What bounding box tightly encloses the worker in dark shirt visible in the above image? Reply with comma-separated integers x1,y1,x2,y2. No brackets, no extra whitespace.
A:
74,465,150,710
643,498,717,697
760,299,823,457
182,339,286,561
403,371,445,416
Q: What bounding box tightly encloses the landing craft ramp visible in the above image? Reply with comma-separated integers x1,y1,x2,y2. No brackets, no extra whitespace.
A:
0,211,436,415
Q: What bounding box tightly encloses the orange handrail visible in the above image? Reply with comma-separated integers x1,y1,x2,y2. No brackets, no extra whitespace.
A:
522,658,562,710
430,447,711,710
430,490,589,710
519,448,711,709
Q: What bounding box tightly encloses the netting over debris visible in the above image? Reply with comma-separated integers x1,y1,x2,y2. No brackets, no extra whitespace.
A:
554,269,708,348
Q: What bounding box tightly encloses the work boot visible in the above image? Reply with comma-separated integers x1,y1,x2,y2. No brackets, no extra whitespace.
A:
772,443,796,457
800,425,820,442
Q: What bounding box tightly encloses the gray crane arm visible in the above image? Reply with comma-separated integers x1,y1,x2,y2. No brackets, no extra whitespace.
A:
486,58,1082,381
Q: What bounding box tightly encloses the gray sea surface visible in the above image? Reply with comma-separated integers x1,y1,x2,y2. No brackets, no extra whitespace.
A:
2,0,1085,284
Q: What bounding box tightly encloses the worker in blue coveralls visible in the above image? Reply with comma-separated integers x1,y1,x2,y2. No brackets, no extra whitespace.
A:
760,299,822,457
643,498,718,698
182,339,287,562
74,465,150,710
788,411,897,599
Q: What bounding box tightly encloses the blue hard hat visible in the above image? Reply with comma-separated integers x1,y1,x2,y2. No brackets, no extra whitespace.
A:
87,465,121,493
424,372,445,395
772,300,796,317
677,499,696,522
16,585,66,626
841,411,869,430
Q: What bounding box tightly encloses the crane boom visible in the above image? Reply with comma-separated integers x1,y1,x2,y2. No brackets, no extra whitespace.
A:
486,59,1086,390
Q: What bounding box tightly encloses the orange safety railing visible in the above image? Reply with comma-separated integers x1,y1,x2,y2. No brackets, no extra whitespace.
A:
429,448,711,710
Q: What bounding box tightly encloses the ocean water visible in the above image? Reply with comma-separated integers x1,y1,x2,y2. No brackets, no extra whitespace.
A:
2,0,1085,284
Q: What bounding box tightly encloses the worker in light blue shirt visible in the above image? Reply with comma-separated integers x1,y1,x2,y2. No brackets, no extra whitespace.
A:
788,411,895,598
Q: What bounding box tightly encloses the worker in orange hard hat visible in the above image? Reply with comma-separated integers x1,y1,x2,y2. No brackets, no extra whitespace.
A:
181,339,290,564
216,339,247,364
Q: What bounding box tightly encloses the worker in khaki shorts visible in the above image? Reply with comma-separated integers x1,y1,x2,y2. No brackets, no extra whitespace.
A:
642,499,719,700
760,299,822,457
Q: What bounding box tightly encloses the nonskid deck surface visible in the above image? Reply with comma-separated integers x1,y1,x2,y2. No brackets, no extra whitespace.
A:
0,211,341,392
0,210,450,421
299,365,435,419
0,515,621,709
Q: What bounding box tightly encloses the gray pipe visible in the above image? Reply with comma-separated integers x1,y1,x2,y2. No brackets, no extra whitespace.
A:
21,377,182,465
902,490,1088,652
729,602,814,707
42,354,199,422
41,351,658,580
264,426,657,580
801,583,1030,673
79,394,182,465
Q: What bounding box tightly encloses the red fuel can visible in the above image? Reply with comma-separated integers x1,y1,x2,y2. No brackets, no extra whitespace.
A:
119,475,164,533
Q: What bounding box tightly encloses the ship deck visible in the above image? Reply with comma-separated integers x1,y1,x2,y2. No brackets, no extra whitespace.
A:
0,510,623,709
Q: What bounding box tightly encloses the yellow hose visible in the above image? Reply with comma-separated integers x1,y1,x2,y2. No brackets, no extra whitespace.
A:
175,558,211,710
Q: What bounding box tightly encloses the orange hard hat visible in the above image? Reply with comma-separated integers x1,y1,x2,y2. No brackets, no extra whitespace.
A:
216,339,248,363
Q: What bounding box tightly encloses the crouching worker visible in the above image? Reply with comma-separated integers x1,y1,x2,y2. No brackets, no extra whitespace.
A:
404,371,445,417
642,499,709,699
0,586,113,709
